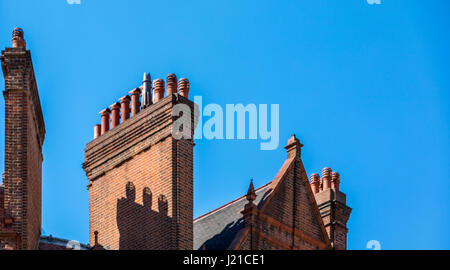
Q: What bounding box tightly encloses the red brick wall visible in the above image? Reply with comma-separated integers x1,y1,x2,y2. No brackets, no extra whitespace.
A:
26,103,43,249
0,185,4,228
1,48,45,250
84,94,195,250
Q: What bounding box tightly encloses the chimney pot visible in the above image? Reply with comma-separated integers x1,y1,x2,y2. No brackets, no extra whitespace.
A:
178,78,190,98
109,102,121,129
331,171,340,191
12,28,26,49
310,173,320,194
153,79,165,103
93,124,101,139
322,167,332,190
99,108,111,135
166,73,177,96
141,73,152,109
128,88,141,117
119,95,131,122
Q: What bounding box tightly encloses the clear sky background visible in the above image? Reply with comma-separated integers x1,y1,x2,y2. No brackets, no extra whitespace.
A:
0,0,449,250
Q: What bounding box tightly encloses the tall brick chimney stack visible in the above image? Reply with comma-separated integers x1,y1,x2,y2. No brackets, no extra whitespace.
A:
83,73,197,250
312,168,351,250
1,28,46,250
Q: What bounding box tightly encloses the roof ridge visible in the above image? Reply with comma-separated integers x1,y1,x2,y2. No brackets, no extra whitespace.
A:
194,181,272,222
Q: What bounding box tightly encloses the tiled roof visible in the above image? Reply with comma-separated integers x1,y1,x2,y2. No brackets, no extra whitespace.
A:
193,182,272,250
38,235,90,250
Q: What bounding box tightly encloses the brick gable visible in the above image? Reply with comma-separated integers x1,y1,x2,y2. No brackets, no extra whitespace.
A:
231,136,331,250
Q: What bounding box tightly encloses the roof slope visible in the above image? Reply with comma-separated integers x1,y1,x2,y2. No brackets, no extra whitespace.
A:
38,235,90,250
193,182,272,250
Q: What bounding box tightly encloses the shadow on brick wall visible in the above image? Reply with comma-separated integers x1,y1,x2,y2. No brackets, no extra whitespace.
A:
116,182,172,250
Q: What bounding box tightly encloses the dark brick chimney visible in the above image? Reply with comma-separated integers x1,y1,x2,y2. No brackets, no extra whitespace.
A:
1,28,46,250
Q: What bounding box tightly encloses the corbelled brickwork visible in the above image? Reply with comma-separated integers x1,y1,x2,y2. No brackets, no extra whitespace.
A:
83,81,196,250
314,185,352,250
0,28,46,250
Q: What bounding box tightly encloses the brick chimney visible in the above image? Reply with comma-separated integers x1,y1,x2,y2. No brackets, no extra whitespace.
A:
83,73,197,250
1,28,46,249
312,168,351,250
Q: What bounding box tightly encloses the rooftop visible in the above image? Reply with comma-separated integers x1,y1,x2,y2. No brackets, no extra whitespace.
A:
193,181,272,250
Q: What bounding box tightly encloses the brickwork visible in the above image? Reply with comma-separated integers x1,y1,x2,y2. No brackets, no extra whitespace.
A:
84,93,196,250
0,30,45,250
315,188,352,250
233,136,332,250
0,185,4,227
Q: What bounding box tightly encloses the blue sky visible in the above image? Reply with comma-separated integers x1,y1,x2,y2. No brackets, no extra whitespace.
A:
1,0,449,250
